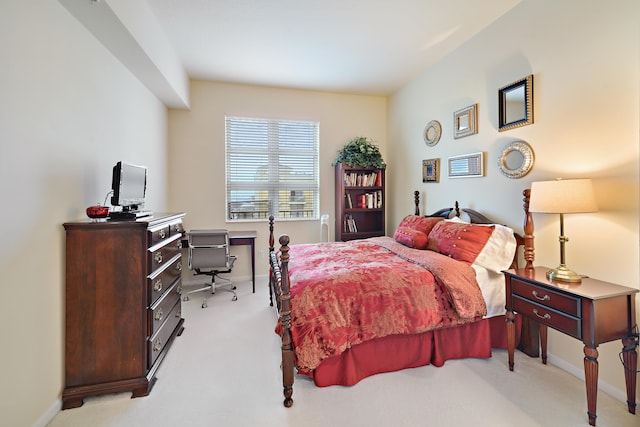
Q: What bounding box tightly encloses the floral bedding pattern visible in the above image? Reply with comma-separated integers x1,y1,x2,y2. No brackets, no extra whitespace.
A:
280,236,486,375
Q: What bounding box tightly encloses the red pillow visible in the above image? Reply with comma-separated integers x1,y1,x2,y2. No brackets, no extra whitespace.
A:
427,221,495,264
393,226,429,249
396,215,443,235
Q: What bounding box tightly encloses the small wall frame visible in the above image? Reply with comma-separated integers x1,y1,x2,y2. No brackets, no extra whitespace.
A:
453,104,478,139
448,152,484,178
422,158,440,183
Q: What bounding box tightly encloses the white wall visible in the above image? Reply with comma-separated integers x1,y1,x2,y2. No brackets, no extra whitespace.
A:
0,2,170,425
388,0,639,401
167,80,387,277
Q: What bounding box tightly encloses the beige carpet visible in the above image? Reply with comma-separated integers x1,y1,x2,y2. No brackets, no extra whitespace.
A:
48,279,637,427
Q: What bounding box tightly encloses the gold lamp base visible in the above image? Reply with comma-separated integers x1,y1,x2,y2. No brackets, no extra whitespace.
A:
547,265,582,283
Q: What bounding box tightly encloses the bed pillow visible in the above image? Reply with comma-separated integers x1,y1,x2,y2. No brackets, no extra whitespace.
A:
427,221,495,264
393,226,429,249
396,215,443,235
473,223,517,273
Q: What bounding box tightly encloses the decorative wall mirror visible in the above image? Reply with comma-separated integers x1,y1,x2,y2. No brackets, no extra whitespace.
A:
423,120,442,146
498,140,534,178
498,75,533,131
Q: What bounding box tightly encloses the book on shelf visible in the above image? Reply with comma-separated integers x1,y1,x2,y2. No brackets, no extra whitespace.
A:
343,171,380,187
344,214,357,233
345,194,353,208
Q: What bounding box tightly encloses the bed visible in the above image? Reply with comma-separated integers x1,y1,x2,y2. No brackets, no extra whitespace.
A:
268,190,535,407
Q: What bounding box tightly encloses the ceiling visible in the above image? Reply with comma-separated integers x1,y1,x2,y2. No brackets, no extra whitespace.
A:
146,0,521,96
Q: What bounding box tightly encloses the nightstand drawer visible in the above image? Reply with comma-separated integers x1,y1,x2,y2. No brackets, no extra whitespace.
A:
511,278,580,317
513,295,581,339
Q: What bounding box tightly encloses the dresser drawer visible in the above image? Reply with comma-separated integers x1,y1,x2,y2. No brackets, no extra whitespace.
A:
148,298,182,367
149,279,181,337
149,235,182,273
149,224,171,247
169,220,184,236
148,255,183,305
513,295,582,339
511,278,580,317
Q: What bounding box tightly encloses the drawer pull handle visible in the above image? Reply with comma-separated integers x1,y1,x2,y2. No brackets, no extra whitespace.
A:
153,338,163,352
154,252,163,264
533,309,551,320
532,291,550,301
155,308,164,322
177,241,183,250
175,262,183,272
174,224,182,233
154,279,163,292
177,284,183,295
159,229,166,239
176,309,181,318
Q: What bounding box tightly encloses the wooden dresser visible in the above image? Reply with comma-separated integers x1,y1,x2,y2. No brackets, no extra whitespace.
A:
62,213,185,409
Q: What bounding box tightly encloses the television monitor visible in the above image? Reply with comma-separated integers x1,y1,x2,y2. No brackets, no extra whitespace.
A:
110,161,148,215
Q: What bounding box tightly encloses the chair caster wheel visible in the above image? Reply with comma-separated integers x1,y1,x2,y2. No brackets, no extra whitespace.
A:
232,286,237,290
232,296,238,301
202,302,207,308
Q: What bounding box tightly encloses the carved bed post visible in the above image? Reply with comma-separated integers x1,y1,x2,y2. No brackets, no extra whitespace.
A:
414,190,420,215
278,235,294,408
523,189,534,269
268,216,275,307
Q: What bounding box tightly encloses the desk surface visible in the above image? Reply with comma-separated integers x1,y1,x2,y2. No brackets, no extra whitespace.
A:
229,230,257,239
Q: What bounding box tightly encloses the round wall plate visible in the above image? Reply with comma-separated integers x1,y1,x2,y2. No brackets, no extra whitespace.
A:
498,140,534,178
423,120,442,147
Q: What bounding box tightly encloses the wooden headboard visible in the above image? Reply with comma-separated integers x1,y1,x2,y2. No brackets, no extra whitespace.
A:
412,190,533,270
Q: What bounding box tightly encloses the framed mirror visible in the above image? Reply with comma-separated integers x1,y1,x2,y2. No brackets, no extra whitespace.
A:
498,140,534,178
498,75,533,131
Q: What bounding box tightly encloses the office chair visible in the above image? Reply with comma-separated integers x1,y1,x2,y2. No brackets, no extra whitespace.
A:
184,229,237,308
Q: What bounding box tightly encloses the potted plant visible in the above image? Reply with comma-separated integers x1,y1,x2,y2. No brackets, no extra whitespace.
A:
332,136,386,169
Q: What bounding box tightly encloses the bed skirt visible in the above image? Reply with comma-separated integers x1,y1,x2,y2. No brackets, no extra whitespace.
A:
310,314,522,387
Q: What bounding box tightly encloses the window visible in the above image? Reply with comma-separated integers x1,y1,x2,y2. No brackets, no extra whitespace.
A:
225,116,319,221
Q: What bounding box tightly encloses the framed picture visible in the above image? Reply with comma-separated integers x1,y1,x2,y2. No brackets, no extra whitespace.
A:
453,104,478,139
422,158,440,183
447,152,484,178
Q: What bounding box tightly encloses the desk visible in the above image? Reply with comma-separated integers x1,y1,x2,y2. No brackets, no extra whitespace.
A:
504,267,638,426
229,230,257,293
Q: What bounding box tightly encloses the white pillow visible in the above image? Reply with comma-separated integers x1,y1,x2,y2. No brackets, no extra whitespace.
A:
473,223,517,273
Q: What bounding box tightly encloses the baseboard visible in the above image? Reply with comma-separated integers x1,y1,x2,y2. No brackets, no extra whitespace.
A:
32,399,61,427
546,353,628,404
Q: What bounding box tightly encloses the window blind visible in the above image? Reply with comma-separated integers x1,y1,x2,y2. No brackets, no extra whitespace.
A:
225,116,319,221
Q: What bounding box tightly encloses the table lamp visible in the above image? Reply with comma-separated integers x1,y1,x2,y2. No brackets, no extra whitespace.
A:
529,178,598,283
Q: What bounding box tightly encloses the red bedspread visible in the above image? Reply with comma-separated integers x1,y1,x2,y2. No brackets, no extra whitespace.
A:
281,237,487,376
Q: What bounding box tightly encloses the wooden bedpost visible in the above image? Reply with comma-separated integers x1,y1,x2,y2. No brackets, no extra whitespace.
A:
268,216,275,307
414,190,420,215
278,234,294,408
523,189,534,269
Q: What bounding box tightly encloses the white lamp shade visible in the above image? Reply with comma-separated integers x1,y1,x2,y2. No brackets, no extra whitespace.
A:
529,179,598,214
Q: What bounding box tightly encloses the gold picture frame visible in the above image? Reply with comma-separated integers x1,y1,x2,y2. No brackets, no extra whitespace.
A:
422,158,440,183
453,104,478,139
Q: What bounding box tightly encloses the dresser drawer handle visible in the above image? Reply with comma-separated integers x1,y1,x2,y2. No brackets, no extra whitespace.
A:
154,308,164,322
177,240,183,250
153,338,163,352
154,252,163,264
175,262,183,272
154,279,163,292
532,291,550,301
158,229,166,239
176,284,183,295
173,224,182,233
176,308,181,318
533,309,551,320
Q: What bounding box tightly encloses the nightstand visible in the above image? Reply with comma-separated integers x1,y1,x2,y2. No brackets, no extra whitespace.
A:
503,267,638,426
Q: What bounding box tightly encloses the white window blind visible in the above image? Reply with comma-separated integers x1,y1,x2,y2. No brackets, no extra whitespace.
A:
225,116,319,221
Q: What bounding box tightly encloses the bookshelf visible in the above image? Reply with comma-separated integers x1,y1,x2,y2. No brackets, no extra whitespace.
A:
335,163,385,241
